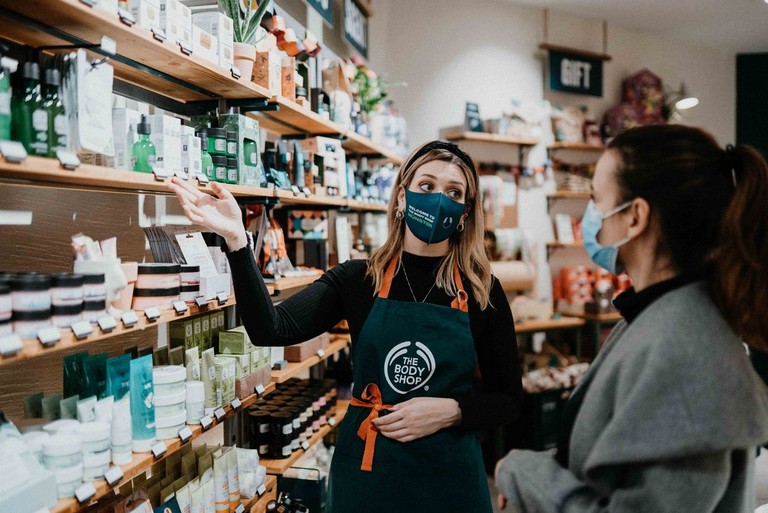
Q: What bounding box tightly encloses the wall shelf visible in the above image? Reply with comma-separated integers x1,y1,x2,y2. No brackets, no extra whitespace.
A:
547,191,591,200
515,316,586,334
271,337,350,383
547,142,606,152
443,132,539,147
261,400,349,474
555,310,623,322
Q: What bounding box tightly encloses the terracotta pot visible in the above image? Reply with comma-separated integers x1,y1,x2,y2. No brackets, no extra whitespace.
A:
233,42,257,80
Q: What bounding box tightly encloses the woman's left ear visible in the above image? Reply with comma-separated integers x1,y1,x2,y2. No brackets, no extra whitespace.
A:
627,197,650,238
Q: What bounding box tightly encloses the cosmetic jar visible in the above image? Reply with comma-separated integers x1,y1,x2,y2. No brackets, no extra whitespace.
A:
212,155,227,183
132,287,181,310
154,411,187,441
13,309,52,339
207,128,227,156
11,273,51,312
50,273,84,307
226,157,238,185
82,300,107,324
43,434,83,470
153,365,187,397
52,304,83,329
154,389,187,418
226,131,237,158
22,430,50,464
75,422,111,454
82,274,106,302
136,263,181,289
54,464,84,498
43,419,81,436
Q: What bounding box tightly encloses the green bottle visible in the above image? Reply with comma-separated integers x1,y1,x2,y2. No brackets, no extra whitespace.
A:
132,115,156,173
198,129,214,180
0,54,11,141
11,62,48,156
42,69,68,156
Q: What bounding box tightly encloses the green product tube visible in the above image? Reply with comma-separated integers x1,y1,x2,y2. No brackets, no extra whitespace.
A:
82,352,108,399
199,130,214,180
41,69,68,156
106,354,132,401
63,351,88,398
0,54,11,141
129,354,156,452
132,114,157,173
11,62,48,156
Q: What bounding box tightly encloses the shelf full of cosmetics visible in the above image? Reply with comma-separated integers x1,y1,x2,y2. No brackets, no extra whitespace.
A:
0,54,397,210
1,302,349,513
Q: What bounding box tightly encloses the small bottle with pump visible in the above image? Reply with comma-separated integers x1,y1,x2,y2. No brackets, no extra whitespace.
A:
132,115,157,173
41,69,68,156
198,129,214,180
11,62,48,156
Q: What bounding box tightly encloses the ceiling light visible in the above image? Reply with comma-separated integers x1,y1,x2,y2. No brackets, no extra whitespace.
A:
675,82,699,110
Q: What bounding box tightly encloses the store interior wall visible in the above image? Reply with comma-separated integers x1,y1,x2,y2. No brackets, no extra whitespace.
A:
368,0,737,158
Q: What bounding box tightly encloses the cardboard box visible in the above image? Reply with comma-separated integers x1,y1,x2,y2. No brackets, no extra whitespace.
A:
192,11,234,42
192,317,202,351
201,314,211,351
201,273,230,301
160,0,189,26
192,25,218,64
281,56,296,100
219,326,250,355
181,129,202,177
148,114,182,175
217,113,262,187
284,332,330,362
253,51,282,96
112,107,141,170
215,356,236,404
169,319,194,349
251,345,271,373
228,353,251,378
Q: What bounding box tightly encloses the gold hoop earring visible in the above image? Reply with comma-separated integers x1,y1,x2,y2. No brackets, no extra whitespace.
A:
395,210,404,219
457,223,465,232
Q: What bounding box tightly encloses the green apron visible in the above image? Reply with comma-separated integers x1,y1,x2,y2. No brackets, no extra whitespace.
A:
326,256,492,513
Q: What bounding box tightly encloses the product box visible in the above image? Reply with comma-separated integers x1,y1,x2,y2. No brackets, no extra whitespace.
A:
229,353,251,378
215,356,236,404
209,312,219,342
181,128,202,177
219,326,250,355
253,51,282,96
112,107,141,170
160,0,190,26
96,0,119,15
216,311,226,339
283,332,330,362
251,345,271,373
166,19,192,46
131,0,161,32
201,273,231,301
218,113,262,186
193,317,203,351
192,25,218,65
281,55,296,101
148,114,182,175
219,43,234,70
169,318,194,349
201,315,211,352
301,136,347,196
192,11,234,43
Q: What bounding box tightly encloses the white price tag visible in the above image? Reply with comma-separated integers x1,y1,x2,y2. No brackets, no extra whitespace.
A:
257,484,267,497
174,169,189,180
329,417,337,427
151,441,167,459
173,300,189,315
37,327,61,347
178,40,193,56
117,7,136,26
56,150,80,170
71,320,93,340
234,505,245,513
0,140,28,163
301,440,310,451
144,306,161,321
200,415,213,430
121,310,139,328
152,166,170,181
97,316,117,333
290,185,301,196
104,466,124,487
194,296,208,308
0,334,23,356
230,398,242,410
75,482,96,504
151,26,167,42
214,407,226,421
254,384,266,396
230,66,242,79
178,426,193,443
316,349,326,358
196,174,210,185
216,292,229,306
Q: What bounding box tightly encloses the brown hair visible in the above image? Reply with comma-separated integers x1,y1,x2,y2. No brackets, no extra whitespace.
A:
366,141,493,309
608,125,768,349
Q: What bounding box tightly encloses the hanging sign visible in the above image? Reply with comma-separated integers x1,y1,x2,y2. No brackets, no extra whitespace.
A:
304,0,333,27
548,50,603,97
464,102,483,133
344,0,368,59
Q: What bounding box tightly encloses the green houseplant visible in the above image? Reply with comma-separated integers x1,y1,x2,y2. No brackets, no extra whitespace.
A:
219,0,272,79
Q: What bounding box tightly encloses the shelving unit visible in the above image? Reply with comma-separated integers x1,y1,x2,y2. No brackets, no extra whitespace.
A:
515,316,585,334
547,191,591,200
242,475,278,513
271,337,350,384
555,310,622,322
444,132,539,147
261,400,349,474
547,142,606,152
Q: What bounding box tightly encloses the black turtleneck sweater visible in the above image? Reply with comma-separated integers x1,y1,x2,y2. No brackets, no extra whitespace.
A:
226,246,523,431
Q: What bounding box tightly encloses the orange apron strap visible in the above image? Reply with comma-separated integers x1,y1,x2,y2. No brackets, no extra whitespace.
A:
450,264,469,313
378,255,399,299
349,383,393,472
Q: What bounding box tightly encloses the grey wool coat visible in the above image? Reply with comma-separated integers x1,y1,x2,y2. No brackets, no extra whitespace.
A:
497,282,768,512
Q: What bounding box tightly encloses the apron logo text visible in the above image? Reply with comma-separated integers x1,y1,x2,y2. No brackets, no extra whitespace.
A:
384,341,436,394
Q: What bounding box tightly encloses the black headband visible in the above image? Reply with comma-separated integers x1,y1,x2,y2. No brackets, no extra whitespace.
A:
406,140,477,175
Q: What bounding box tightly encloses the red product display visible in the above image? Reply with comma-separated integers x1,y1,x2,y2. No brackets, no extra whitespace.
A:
554,266,632,314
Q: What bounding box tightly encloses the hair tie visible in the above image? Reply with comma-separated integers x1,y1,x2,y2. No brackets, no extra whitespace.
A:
723,144,738,187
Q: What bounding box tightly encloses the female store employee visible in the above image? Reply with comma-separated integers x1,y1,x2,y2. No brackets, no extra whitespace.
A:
171,141,523,513
496,125,768,512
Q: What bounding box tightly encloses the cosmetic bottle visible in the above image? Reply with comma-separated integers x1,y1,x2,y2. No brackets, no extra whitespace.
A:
132,115,157,173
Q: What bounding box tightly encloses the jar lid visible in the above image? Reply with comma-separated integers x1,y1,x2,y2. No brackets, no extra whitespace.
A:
133,287,181,297
43,434,83,456
180,285,199,293
43,419,81,436
83,300,107,311
83,449,111,468
207,128,227,138
55,463,84,484
270,412,292,423
75,422,111,442
154,410,187,429
185,381,205,401
212,155,227,165
137,263,181,275
22,430,50,451
53,304,84,316
12,309,51,321
226,158,238,167
154,389,187,406
153,365,186,384
51,273,85,287
11,273,50,291
82,273,105,285
180,265,200,273
226,131,236,140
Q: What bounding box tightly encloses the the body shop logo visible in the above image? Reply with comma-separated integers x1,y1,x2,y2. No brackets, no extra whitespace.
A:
442,216,454,229
384,341,435,394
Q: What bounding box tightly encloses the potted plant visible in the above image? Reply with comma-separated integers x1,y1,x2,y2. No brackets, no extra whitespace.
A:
219,0,272,79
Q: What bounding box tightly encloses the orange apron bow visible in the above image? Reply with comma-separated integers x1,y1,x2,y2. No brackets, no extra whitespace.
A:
349,383,394,472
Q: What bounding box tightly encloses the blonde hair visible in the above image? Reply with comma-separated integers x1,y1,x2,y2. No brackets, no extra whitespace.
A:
366,142,494,309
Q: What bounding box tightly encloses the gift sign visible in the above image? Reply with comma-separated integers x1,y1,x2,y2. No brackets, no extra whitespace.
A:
305,0,333,26
548,49,603,97
343,0,368,59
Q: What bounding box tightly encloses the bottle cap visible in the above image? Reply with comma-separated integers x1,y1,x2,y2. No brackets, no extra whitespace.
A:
43,68,61,87
137,115,152,136
19,62,40,81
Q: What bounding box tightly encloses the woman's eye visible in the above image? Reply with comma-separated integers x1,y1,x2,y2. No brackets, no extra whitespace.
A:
419,182,434,192
448,190,463,200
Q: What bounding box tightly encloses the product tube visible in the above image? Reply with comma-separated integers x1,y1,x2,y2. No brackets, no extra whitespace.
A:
213,451,229,513
201,348,217,415
111,397,132,465
226,447,240,510
76,396,97,423
129,355,156,452
106,354,131,400
185,346,201,382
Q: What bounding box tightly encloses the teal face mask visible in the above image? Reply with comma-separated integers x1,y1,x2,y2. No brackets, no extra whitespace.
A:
404,189,465,244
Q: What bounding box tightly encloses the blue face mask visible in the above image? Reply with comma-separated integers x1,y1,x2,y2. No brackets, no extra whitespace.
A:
582,200,633,274
404,189,465,244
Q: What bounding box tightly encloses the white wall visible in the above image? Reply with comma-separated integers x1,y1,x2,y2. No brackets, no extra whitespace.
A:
368,0,736,154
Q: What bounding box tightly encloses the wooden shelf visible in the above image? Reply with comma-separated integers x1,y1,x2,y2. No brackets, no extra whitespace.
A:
0,0,273,103
256,96,340,136
0,296,236,367
273,273,323,292
242,475,278,513
546,241,585,249
51,377,276,513
548,142,606,152
261,400,349,474
556,310,623,322
516,316,586,333
342,130,405,165
547,191,591,200
346,199,388,212
271,337,350,383
443,132,539,147
274,189,348,208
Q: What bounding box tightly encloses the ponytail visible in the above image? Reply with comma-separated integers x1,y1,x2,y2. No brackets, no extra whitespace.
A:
715,145,768,350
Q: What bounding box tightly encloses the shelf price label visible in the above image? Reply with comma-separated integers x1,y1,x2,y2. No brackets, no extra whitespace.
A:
151,441,167,459
173,300,189,315
37,327,61,347
216,292,229,306
118,7,136,26
151,26,167,42
230,398,242,410
230,66,242,80
71,321,93,340
98,316,118,333
75,482,97,504
196,174,210,186
178,426,193,443
104,466,125,487
144,307,161,322
214,407,226,421
234,504,245,513
316,349,326,359
329,417,337,427
195,296,209,308
200,414,213,430
152,166,170,181
301,440,310,451
0,335,23,357
254,384,266,396
56,150,80,170
257,484,267,497
121,310,139,328
0,140,28,163
178,40,193,56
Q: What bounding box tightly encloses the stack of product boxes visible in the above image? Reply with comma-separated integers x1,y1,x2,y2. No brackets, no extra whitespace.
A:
218,326,272,399
169,311,224,354
192,10,234,69
553,266,632,315
180,125,202,179
128,0,161,32
161,0,193,47
149,113,182,176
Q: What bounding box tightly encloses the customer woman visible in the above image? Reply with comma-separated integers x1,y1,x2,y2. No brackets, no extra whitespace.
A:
171,140,523,512
496,125,768,512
